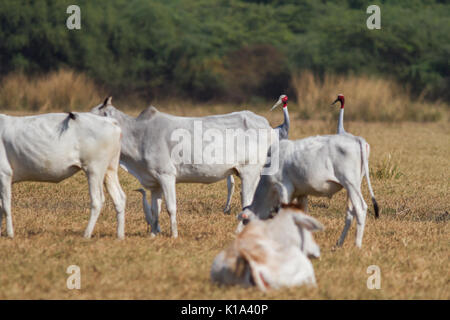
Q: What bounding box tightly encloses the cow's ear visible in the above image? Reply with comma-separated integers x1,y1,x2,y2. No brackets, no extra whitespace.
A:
68,112,77,120
291,212,324,232
100,96,112,109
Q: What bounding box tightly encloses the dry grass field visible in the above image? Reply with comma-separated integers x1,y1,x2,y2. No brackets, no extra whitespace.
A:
0,105,448,300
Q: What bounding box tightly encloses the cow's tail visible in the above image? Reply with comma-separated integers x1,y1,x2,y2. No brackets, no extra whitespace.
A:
360,139,379,218
67,112,77,120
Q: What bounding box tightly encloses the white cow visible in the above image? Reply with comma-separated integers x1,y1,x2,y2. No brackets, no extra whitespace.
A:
211,204,323,291
238,134,379,248
91,97,275,238
0,112,126,239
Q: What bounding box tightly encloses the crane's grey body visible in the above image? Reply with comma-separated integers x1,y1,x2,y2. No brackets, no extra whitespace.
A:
91,98,274,237
0,112,126,238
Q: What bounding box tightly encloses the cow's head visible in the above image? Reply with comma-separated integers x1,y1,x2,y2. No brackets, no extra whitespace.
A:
237,179,288,222
211,245,254,288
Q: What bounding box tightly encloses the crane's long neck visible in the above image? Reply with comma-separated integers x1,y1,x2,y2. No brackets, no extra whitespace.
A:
283,103,290,131
337,102,345,134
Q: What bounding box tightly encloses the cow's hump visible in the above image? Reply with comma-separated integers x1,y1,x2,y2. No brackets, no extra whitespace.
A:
137,106,159,120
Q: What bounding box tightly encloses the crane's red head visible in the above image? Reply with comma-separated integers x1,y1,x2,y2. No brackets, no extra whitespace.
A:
332,94,345,108
281,95,288,108
270,94,288,111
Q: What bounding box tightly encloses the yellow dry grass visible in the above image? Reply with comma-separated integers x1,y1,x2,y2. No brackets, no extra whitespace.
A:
0,69,448,123
0,105,448,300
292,71,446,122
0,70,105,111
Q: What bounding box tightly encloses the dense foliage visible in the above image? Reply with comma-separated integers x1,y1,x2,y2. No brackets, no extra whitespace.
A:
0,0,448,102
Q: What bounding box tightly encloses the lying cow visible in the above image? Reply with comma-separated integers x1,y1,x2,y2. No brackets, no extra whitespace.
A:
211,204,323,291
0,112,126,238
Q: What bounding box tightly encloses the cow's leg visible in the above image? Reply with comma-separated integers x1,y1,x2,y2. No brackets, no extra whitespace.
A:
345,184,367,248
104,169,126,239
297,195,308,213
234,169,260,234
239,169,260,208
0,173,13,238
84,170,106,239
150,188,163,236
353,192,367,248
223,175,235,214
0,186,2,236
159,175,178,238
337,196,354,247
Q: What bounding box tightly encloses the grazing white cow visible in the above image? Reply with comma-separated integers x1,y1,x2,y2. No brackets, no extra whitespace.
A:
0,112,126,239
238,134,379,248
91,97,275,238
211,204,323,291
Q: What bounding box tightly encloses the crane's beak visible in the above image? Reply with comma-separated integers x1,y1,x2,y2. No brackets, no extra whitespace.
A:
270,100,282,111
331,98,339,107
